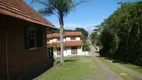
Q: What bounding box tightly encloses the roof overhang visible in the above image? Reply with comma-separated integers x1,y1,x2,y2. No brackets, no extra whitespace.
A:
0,0,56,29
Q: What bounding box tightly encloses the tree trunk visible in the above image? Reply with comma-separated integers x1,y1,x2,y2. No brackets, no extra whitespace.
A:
59,16,64,65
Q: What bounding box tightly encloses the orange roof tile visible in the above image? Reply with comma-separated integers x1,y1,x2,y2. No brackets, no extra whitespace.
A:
47,42,62,48
47,33,60,38
47,31,82,38
0,0,55,28
47,41,84,47
65,41,84,47
64,32,82,37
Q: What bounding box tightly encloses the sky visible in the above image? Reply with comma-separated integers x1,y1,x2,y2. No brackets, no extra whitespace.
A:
24,0,138,33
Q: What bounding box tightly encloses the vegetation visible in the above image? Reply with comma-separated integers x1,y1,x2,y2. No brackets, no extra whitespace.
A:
75,28,89,51
99,57,139,80
40,56,97,80
91,2,142,66
32,0,88,65
121,63,142,73
75,27,88,42
83,43,90,51
90,25,102,50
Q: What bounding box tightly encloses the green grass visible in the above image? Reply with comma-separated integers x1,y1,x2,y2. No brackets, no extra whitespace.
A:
99,57,138,80
121,63,142,73
40,56,97,80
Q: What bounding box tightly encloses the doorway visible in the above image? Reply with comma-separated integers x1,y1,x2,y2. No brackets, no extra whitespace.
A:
57,48,61,55
71,47,77,54
0,30,6,80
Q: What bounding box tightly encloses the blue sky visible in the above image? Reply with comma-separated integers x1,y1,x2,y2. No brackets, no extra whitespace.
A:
25,0,138,33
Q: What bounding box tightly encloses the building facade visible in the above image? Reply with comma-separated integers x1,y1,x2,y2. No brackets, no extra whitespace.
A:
0,0,55,80
47,32,84,57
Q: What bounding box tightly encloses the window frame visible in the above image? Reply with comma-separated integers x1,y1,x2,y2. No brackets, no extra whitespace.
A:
28,27,37,50
25,26,43,50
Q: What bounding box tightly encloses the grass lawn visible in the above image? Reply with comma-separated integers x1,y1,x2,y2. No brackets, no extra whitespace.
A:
40,56,97,80
99,57,139,80
121,63,142,74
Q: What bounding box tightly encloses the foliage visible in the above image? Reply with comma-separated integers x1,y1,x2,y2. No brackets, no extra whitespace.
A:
47,28,60,34
122,63,142,73
75,27,88,44
75,27,88,38
90,25,102,48
83,43,90,51
99,57,138,80
98,2,142,66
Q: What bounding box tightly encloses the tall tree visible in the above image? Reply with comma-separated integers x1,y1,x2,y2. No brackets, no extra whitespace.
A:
99,2,142,66
75,27,88,43
90,24,103,51
31,0,88,65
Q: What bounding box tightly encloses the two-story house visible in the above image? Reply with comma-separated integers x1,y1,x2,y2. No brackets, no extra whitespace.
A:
47,32,84,57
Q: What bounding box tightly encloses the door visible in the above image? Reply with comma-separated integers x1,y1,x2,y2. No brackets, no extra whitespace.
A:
71,47,77,54
0,30,6,80
57,48,61,55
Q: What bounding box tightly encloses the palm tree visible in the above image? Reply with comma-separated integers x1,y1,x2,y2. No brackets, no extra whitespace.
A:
31,0,88,65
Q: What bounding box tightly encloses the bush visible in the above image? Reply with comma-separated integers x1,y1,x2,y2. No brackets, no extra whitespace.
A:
83,44,90,51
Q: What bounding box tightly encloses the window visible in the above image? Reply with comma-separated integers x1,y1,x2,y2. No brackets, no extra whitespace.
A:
25,27,43,50
71,37,76,40
29,27,36,48
57,38,60,41
47,38,50,42
57,48,61,55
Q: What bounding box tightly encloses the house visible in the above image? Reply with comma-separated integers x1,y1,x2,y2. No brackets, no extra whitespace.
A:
47,32,84,57
0,0,55,80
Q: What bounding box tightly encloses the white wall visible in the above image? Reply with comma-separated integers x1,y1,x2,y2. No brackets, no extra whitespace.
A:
48,36,81,43
65,37,70,41
77,46,82,55
53,47,89,57
48,36,87,57
53,38,57,42
82,51,89,56
53,48,57,57
76,37,80,40
47,38,61,43
64,48,67,56
66,47,71,56
53,47,71,57
63,38,66,42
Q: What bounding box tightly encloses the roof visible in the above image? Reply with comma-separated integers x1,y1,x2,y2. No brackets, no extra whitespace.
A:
47,33,60,38
47,41,84,47
0,0,55,28
65,41,84,47
47,32,82,38
47,42,62,47
64,32,82,37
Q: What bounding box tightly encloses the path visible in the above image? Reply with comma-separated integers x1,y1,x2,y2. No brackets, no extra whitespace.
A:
75,45,123,80
107,60,142,80
90,45,123,80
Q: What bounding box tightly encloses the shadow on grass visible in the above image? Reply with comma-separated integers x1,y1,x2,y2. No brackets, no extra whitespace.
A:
96,55,127,64
56,58,78,64
64,59,77,62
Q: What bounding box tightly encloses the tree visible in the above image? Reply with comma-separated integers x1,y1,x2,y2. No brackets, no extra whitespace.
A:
31,0,89,65
75,27,88,38
90,24,103,51
75,27,88,43
99,1,142,66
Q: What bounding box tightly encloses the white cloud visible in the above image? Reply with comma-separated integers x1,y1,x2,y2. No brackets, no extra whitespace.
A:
53,22,100,34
